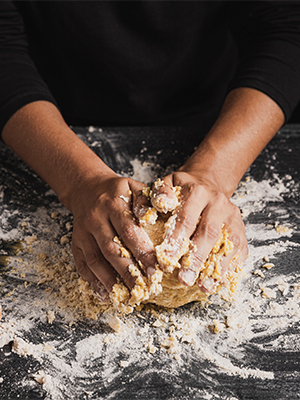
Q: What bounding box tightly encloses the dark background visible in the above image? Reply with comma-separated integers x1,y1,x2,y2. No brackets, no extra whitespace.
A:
290,101,300,123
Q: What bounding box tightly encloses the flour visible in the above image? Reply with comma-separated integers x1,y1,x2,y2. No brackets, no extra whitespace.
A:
1,156,300,399
129,159,159,185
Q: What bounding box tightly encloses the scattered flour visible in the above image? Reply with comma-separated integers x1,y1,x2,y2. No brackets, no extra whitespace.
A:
129,159,160,186
1,158,300,399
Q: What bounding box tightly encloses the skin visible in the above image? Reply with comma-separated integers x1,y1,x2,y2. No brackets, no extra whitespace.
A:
2,87,285,298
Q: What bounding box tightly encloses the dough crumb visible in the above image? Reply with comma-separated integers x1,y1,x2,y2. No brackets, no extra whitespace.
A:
60,235,70,244
107,315,126,332
260,286,277,299
108,179,242,311
32,370,52,387
65,222,73,231
262,263,275,270
50,212,59,219
161,335,180,354
12,337,34,357
119,360,130,368
146,336,157,354
24,235,37,246
46,310,55,324
253,269,265,278
119,195,130,203
210,319,225,334
274,222,291,234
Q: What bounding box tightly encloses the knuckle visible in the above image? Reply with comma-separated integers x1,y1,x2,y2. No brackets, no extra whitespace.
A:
104,196,119,214
85,251,102,268
186,182,202,198
230,233,240,249
121,267,136,286
228,203,244,222
241,241,249,257
75,259,89,278
120,221,138,241
214,192,228,208
236,229,248,252
139,250,156,269
201,222,220,241
71,240,77,253
105,277,118,292
232,204,242,216
191,251,206,267
133,195,150,218
233,207,244,222
179,213,196,232
101,238,117,259
99,189,123,212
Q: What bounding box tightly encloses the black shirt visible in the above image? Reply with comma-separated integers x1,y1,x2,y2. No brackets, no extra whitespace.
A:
1,1,300,136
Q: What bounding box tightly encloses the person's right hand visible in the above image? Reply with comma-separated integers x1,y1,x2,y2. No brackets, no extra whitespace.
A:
1,102,159,302
70,173,158,301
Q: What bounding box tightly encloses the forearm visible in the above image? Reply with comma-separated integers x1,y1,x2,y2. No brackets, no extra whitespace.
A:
1,100,159,291
1,101,115,211
180,87,285,198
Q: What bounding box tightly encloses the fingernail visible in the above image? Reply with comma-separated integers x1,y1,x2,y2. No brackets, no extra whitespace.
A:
179,269,197,286
90,280,110,303
151,193,178,213
198,277,215,294
146,266,156,277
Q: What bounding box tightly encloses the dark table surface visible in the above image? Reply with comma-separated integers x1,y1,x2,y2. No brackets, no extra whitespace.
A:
0,125,300,400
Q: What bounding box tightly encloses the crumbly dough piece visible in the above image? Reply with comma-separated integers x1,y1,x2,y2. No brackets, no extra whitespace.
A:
110,180,242,311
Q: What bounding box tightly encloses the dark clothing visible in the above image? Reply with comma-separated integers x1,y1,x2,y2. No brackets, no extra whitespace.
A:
1,1,300,136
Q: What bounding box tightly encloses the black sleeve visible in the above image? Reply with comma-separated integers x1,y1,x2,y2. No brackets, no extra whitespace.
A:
0,1,57,136
228,1,300,122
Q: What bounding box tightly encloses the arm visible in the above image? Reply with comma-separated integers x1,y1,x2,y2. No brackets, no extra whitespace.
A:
2,101,157,298
152,0,300,292
154,87,284,291
180,87,284,199
0,1,297,298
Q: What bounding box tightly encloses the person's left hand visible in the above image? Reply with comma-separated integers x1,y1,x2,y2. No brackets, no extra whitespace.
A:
148,171,248,293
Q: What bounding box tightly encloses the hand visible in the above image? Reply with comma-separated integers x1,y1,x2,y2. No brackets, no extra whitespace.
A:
70,174,157,300
2,89,284,299
0,102,159,301
150,171,248,293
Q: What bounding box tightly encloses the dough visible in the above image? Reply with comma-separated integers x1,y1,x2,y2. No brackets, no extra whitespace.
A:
110,180,242,312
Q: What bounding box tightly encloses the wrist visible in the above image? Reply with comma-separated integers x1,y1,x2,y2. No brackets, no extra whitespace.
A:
180,88,284,198
2,101,118,212
178,140,240,198
59,158,117,214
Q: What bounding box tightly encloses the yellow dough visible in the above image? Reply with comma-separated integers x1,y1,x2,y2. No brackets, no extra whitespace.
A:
110,180,242,313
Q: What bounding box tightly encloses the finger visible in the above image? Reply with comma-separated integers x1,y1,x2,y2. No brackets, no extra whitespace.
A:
72,242,111,301
218,230,248,277
132,187,158,226
110,191,158,277
156,184,211,272
94,225,139,289
198,277,216,294
164,179,209,239
198,210,248,294
90,280,110,303
72,234,118,291
150,179,179,213
178,194,228,286
72,243,99,283
198,244,248,294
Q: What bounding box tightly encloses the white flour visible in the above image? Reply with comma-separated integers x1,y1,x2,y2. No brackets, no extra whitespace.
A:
1,157,300,399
